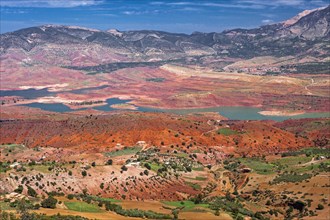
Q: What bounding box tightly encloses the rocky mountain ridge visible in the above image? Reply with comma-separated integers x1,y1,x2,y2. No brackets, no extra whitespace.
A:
0,6,329,64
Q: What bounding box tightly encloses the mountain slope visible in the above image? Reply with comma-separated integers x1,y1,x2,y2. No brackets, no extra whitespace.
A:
0,6,329,65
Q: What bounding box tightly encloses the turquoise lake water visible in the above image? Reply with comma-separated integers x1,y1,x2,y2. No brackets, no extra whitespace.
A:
1,89,329,121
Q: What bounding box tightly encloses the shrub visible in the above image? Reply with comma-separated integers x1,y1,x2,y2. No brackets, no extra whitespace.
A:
82,170,87,177
27,186,37,197
33,204,40,210
172,209,179,219
41,197,57,209
121,165,128,171
14,185,23,194
289,200,306,212
144,163,151,170
272,173,312,184
317,204,324,210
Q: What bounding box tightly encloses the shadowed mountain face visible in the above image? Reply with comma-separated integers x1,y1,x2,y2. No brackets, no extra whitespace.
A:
0,6,329,64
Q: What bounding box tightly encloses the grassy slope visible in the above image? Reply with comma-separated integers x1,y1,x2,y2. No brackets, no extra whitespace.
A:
64,201,103,213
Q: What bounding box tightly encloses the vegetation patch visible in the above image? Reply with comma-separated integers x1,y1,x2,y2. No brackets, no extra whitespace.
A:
162,200,209,211
149,163,163,172
239,158,275,174
192,166,204,171
281,148,330,157
0,144,25,154
184,181,201,190
195,176,207,181
217,128,238,136
185,176,207,181
272,173,312,184
274,156,312,167
291,62,330,74
0,211,89,220
64,201,103,213
0,162,10,173
104,146,142,157
66,59,183,74
32,165,52,173
0,201,16,210
145,77,165,82
208,196,256,219
302,148,330,157
88,195,121,203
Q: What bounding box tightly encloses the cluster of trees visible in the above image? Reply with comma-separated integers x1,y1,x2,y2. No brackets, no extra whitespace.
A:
41,197,58,209
0,210,88,220
66,194,172,219
104,201,172,219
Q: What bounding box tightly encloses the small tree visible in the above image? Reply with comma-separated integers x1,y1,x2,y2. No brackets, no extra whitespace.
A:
14,185,23,194
172,209,179,220
82,170,87,177
317,204,324,210
16,199,30,216
106,159,113,165
215,208,220,216
121,165,128,171
27,186,37,197
144,170,149,176
41,197,57,209
144,163,151,170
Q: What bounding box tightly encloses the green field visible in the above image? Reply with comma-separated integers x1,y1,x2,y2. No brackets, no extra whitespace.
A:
239,158,275,175
149,163,163,172
195,176,207,181
64,201,103,213
104,147,142,157
32,165,52,173
162,200,209,211
88,196,121,203
174,153,188,158
275,156,312,167
192,166,204,171
185,181,201,190
217,128,238,136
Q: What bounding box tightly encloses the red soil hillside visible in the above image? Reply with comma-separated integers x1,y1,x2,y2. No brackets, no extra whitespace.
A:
0,107,320,156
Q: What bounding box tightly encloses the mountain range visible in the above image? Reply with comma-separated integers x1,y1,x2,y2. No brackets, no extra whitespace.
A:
0,5,329,69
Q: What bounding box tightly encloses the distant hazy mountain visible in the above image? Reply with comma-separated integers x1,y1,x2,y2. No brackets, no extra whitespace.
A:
0,5,329,65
